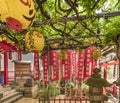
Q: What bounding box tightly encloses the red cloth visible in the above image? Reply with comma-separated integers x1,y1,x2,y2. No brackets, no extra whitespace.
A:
113,85,117,97
18,51,22,61
84,47,93,79
61,50,72,80
71,50,76,78
42,52,48,84
77,50,85,81
0,40,17,50
50,50,59,81
9,51,12,59
33,50,40,80
103,87,106,95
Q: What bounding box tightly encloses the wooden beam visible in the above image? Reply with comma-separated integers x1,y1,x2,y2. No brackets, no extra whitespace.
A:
34,11,120,26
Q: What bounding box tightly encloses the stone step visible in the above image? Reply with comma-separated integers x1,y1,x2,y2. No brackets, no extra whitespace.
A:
3,89,16,96
1,92,20,102
0,87,12,93
2,94,23,103
0,85,23,103
0,87,23,103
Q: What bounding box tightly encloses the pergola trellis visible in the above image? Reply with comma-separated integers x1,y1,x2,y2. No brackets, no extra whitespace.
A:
34,11,120,50
0,11,120,49
0,0,120,102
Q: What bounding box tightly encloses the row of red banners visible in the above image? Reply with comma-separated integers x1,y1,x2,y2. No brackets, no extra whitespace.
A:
42,47,97,84
77,47,97,81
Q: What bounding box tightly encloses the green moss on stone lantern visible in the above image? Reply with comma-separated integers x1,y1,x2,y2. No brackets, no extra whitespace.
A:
85,68,112,87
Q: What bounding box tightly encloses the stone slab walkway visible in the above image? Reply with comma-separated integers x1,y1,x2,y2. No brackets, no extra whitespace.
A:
15,97,38,103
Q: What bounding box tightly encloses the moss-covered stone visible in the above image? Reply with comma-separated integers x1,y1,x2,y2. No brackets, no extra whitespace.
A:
84,68,112,87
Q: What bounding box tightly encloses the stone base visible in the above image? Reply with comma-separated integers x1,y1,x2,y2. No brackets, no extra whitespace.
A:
89,95,108,102
24,85,38,98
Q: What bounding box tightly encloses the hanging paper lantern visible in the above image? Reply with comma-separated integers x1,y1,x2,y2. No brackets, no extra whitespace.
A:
25,30,45,51
0,0,36,31
92,47,101,60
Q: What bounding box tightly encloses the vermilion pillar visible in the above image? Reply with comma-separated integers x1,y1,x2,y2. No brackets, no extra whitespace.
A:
4,51,8,85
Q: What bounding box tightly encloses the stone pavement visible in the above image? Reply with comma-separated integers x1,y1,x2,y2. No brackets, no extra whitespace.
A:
15,97,38,103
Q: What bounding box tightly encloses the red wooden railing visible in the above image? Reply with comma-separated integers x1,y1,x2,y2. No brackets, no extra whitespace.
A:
39,97,89,103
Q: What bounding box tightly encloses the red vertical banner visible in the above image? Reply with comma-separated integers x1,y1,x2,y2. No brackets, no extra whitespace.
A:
84,47,93,79
61,50,71,80
18,51,22,61
103,63,107,79
71,50,76,78
91,59,97,75
9,51,12,60
42,52,48,84
50,50,59,81
113,85,117,97
4,51,8,85
77,50,85,81
33,50,40,80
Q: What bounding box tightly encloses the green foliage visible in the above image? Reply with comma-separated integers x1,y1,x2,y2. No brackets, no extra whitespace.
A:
103,16,120,45
66,82,77,90
65,82,77,97
1,0,120,50
78,0,107,15
15,86,25,95
37,82,59,98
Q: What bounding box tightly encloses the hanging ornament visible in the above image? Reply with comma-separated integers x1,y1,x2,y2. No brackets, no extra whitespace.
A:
0,0,36,31
9,51,12,59
58,50,67,60
50,44,58,48
18,51,22,61
25,30,45,51
91,47,101,60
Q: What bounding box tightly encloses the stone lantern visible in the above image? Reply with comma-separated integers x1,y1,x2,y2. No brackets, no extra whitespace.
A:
85,68,113,103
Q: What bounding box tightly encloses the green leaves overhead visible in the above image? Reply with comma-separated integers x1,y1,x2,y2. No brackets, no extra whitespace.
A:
103,16,120,44
0,0,120,50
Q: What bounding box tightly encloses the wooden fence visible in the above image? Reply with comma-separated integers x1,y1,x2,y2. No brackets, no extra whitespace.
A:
39,97,89,103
